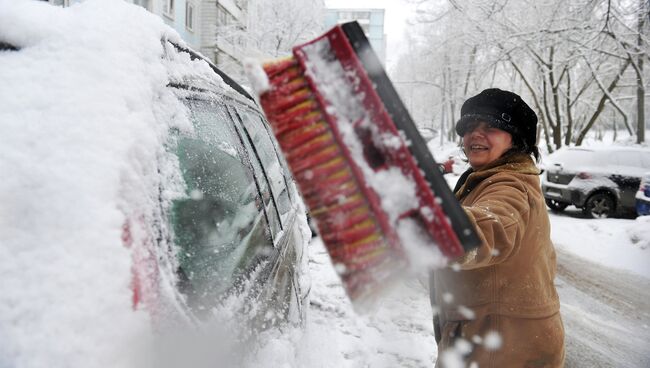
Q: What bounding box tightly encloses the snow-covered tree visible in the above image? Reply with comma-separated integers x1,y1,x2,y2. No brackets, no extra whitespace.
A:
393,0,649,149
216,0,325,62
247,0,325,58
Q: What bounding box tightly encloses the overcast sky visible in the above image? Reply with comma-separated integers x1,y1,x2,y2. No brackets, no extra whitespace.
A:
324,0,418,68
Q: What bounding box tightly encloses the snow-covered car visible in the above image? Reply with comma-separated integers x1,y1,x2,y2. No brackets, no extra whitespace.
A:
1,1,309,366
541,146,650,218
636,172,650,216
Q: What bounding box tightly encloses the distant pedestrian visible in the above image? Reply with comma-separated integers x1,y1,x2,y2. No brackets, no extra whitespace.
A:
430,88,565,367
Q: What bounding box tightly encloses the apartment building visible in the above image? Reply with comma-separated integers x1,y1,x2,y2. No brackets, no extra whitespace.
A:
324,8,386,65
46,0,248,79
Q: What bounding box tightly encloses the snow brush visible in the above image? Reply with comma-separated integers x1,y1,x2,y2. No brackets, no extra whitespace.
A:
247,21,480,307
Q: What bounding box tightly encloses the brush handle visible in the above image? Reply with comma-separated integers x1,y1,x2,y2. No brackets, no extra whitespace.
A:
341,22,481,252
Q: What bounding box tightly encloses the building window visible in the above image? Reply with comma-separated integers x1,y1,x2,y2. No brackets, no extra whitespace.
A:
337,10,372,22
217,4,235,26
163,0,174,18
338,11,352,20
186,2,195,31
355,11,371,19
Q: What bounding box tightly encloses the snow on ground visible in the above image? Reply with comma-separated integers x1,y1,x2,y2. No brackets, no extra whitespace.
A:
550,208,650,278
296,215,650,368
298,212,650,368
554,247,650,368
301,238,436,367
218,236,436,368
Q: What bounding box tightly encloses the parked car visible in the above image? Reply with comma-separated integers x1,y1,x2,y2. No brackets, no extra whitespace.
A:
1,2,309,365
541,146,650,218
636,172,650,216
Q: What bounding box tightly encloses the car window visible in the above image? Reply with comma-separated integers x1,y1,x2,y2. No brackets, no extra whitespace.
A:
171,98,274,312
232,106,292,231
259,116,295,203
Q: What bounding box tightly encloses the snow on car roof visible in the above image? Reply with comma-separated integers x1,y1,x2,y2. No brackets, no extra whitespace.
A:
546,145,650,164
543,145,650,178
0,1,240,366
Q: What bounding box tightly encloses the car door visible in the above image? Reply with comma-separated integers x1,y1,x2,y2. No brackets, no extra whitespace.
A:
165,90,306,326
170,95,279,316
227,104,306,324
156,41,307,325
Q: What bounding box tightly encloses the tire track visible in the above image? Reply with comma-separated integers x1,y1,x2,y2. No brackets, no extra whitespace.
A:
555,247,650,368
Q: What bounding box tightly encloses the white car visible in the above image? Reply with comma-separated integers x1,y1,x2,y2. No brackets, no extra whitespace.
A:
541,146,650,218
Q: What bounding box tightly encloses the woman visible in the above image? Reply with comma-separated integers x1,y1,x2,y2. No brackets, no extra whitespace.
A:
431,88,565,367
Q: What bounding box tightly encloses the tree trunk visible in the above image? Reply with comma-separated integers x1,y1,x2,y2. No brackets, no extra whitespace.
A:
565,73,573,146
613,110,618,142
576,59,631,145
448,62,457,134
636,5,645,143
543,77,562,149
445,61,456,142
509,58,553,153
441,63,448,143
463,46,477,96
636,55,644,143
548,48,564,148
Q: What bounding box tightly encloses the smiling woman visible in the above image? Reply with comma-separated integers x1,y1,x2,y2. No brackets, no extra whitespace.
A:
430,88,564,368
461,121,513,170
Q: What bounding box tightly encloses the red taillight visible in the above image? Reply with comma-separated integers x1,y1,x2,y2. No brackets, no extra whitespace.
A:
576,172,592,180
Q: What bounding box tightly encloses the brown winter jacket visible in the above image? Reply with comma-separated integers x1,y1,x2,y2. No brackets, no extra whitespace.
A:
432,152,564,367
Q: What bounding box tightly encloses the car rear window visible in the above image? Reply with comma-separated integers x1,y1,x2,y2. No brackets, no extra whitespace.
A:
171,98,274,312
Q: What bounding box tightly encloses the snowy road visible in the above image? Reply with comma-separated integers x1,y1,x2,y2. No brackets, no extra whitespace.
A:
556,248,650,368
303,219,650,367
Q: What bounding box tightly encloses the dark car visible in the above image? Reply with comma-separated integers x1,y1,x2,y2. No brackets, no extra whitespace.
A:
636,172,650,216
160,49,309,323
0,3,309,363
541,147,650,218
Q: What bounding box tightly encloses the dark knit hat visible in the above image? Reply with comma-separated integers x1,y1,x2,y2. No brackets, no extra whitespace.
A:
455,88,538,149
